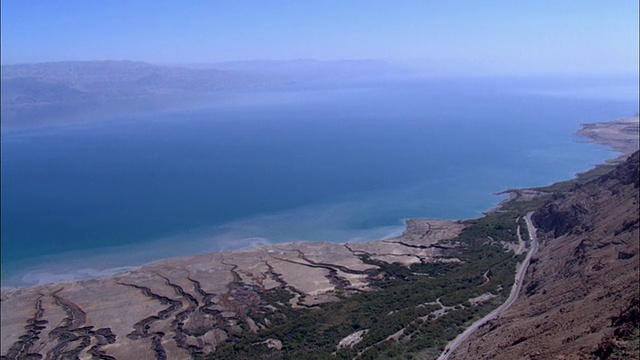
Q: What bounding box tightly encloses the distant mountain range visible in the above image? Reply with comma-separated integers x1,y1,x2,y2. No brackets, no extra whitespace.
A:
192,59,414,82
1,59,412,107
1,60,257,106
0,59,414,129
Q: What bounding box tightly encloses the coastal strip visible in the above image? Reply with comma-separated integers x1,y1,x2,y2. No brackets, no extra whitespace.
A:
575,115,639,160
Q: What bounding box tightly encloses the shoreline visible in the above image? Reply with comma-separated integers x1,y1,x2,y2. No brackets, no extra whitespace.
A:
2,116,637,292
0,220,408,290
575,115,639,159
495,115,639,207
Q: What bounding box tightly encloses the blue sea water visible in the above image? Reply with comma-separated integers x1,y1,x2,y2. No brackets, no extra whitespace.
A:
1,77,638,287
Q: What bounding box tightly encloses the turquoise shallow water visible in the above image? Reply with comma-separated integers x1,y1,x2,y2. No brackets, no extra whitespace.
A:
1,77,637,287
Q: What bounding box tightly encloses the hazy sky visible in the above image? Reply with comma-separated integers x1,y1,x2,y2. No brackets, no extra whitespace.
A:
2,1,638,75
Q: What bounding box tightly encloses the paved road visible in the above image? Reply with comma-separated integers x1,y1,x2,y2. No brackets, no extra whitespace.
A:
436,211,538,360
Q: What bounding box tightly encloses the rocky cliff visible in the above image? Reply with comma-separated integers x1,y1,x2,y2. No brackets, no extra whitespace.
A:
450,151,640,359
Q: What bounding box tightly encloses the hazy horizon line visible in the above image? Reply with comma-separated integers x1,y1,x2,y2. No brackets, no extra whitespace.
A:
2,58,639,79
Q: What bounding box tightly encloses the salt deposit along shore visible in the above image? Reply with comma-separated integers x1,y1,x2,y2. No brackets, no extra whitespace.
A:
1,116,637,359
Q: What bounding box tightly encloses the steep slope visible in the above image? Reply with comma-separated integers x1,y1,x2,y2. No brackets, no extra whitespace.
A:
451,151,640,359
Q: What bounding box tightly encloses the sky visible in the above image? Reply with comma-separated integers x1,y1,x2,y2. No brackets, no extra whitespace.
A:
1,0,638,75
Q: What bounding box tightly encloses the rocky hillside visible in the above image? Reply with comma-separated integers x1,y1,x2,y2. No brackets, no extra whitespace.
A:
450,151,640,359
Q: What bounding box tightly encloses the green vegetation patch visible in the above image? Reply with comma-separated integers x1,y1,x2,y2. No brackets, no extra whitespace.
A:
210,205,528,359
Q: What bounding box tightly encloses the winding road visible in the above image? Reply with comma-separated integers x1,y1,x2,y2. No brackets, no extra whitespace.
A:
437,211,538,360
